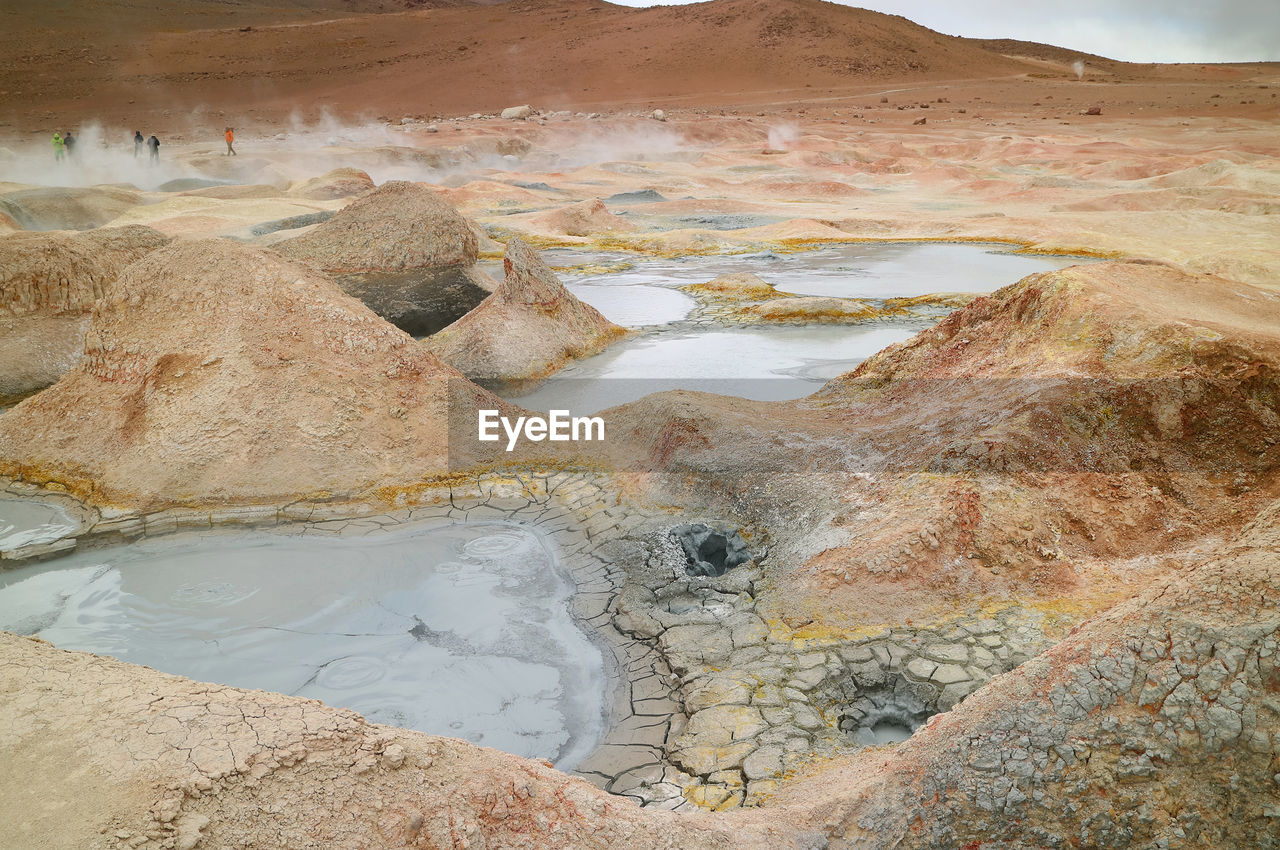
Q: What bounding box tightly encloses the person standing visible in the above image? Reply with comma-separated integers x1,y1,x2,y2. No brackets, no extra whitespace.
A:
224,126,236,156
134,130,144,158
147,134,160,164
63,131,76,158
52,132,65,162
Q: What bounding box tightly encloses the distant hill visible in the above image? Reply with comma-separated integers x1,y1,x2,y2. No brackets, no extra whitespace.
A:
0,0,1252,124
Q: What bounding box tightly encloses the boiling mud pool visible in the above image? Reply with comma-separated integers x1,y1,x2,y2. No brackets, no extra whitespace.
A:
0,497,79,550
0,521,608,769
510,242,1090,412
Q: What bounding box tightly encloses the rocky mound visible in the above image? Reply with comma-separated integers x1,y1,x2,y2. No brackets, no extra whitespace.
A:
0,632,812,850
683,272,783,301
274,179,476,271
288,167,376,201
0,239,509,508
603,261,1280,626
426,237,626,386
529,198,637,237
736,295,890,324
274,180,491,335
776,498,1280,848
0,185,143,231
0,226,170,397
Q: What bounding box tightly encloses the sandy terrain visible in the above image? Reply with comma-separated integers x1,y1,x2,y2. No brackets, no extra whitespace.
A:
1,1,1279,848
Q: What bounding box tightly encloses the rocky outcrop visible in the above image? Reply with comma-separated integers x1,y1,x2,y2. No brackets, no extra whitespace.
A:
0,239,509,508
426,237,626,386
0,186,143,231
777,499,1280,849
0,632,813,850
0,226,170,396
273,180,491,335
288,167,376,201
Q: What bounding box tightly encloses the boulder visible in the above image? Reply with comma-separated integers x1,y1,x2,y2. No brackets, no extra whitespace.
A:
0,239,507,508
500,105,535,120
425,237,625,386
0,185,143,231
0,225,170,396
288,168,376,201
273,180,490,335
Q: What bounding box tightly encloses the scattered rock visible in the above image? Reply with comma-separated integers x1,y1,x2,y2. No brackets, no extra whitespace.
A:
500,105,535,120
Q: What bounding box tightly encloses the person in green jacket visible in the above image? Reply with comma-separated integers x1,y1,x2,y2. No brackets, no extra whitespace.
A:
52,132,65,162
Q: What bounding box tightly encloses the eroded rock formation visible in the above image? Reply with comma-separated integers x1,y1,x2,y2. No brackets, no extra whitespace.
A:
0,226,170,397
605,260,1280,628
274,180,492,335
0,238,508,508
426,237,626,386
777,498,1280,849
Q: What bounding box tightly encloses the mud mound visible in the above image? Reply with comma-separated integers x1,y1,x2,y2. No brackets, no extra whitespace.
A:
683,272,782,301
0,186,142,231
0,226,170,396
0,239,507,508
274,179,477,272
273,180,491,334
426,237,625,386
604,261,1280,625
288,167,376,200
0,633,809,850
738,295,888,323
779,501,1280,849
529,198,636,237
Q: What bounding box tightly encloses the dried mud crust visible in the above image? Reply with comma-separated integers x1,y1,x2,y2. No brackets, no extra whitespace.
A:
0,470,1063,817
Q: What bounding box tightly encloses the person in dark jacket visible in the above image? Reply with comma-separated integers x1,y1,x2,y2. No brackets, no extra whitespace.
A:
63,131,76,157
134,130,144,158
147,134,160,163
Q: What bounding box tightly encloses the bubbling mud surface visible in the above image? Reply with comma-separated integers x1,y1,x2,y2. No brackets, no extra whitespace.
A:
0,498,79,551
0,520,609,769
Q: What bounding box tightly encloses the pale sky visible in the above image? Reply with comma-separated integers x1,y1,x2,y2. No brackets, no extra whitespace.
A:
606,0,1280,63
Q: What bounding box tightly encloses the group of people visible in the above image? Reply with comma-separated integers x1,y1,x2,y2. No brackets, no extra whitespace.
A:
132,131,161,163
49,127,235,163
50,130,76,161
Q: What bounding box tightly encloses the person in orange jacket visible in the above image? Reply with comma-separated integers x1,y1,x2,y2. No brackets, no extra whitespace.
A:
225,127,236,156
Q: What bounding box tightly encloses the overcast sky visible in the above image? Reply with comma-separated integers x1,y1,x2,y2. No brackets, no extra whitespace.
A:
608,0,1280,63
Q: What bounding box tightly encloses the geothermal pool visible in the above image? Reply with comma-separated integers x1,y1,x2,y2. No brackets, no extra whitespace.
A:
506,242,1090,412
0,520,609,769
514,323,925,413
548,241,1089,327
0,497,80,551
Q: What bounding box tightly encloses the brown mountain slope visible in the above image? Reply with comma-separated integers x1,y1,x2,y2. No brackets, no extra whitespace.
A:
0,0,1031,125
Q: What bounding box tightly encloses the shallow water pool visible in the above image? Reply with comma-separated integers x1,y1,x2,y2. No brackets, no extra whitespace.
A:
0,520,608,769
514,322,925,413
0,497,79,551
